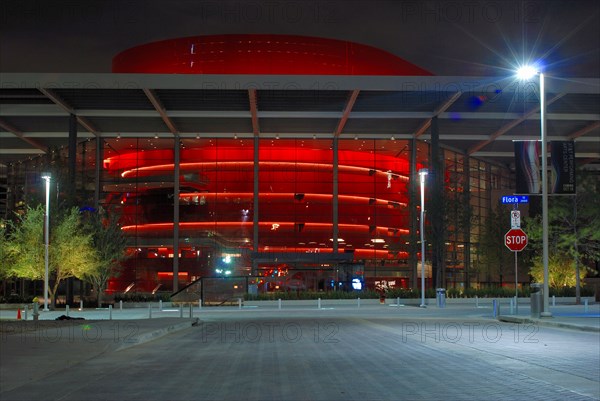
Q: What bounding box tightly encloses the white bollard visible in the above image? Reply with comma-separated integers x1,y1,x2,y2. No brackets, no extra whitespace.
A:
584,298,589,313
476,295,479,308
66,305,70,317
148,304,152,319
357,297,360,308
552,295,556,307
23,306,28,321
179,303,183,318
189,303,193,318
159,300,163,311
199,299,202,311
79,300,83,311
109,305,112,320
119,300,123,311
278,298,282,310
318,298,321,309
509,298,514,314
238,298,242,309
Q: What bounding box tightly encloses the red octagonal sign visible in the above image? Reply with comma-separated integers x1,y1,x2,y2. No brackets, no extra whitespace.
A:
505,228,528,252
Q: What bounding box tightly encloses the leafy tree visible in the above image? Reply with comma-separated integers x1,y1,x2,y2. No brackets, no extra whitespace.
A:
82,207,128,307
5,206,45,281
530,254,586,288
5,205,99,308
0,221,12,280
525,172,600,302
51,207,99,307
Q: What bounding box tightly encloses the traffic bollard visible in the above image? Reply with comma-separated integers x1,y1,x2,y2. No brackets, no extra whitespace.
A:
149,304,152,319
109,305,112,320
238,298,242,309
120,300,123,311
278,299,282,310
357,297,360,308
318,298,321,309
66,305,70,317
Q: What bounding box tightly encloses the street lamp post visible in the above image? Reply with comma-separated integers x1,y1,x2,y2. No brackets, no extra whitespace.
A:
418,168,428,308
517,66,551,317
41,172,51,311
538,72,551,317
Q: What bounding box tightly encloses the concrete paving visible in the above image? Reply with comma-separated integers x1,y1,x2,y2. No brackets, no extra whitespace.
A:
1,301,598,400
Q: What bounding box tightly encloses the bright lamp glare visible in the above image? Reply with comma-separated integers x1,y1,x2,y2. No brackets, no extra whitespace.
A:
516,65,538,80
418,168,428,184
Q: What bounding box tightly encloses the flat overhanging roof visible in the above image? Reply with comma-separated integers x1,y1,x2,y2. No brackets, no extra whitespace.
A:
1,73,599,169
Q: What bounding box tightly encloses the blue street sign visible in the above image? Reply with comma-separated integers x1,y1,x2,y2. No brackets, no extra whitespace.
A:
501,195,529,204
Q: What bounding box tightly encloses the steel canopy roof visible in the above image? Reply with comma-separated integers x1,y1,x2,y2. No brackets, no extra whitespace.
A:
1,73,598,169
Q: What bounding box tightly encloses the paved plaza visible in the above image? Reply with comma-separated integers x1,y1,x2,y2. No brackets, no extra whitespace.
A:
1,301,599,400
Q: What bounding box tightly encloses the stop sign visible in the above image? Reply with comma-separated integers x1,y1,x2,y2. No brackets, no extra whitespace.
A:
505,228,528,252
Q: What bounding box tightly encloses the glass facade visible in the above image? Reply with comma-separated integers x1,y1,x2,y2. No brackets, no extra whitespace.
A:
5,135,511,297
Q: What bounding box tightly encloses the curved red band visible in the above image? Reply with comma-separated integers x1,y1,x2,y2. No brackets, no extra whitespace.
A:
113,34,432,75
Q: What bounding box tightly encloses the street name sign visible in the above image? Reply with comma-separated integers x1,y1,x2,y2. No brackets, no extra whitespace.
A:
501,195,529,204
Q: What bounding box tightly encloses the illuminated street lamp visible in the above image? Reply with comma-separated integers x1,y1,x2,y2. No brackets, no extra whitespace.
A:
418,168,428,308
41,172,51,311
516,65,551,317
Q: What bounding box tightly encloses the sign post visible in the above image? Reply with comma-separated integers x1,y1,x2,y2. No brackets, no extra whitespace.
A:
505,227,528,315
514,250,518,314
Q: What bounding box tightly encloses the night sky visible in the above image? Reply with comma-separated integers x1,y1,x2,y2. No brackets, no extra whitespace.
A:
1,0,599,77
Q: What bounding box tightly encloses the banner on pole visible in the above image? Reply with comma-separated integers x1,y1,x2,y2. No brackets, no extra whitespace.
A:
514,141,540,194
551,141,576,194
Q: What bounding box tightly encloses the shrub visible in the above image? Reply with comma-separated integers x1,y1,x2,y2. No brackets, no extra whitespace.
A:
113,292,170,303
244,290,380,301
0,294,35,303
243,286,593,300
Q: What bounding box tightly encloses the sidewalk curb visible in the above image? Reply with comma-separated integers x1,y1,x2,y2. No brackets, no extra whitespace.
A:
498,315,600,333
116,318,199,350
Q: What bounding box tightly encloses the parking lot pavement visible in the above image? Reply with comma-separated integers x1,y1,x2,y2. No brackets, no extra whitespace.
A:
0,303,598,400
1,315,598,401
0,317,197,394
